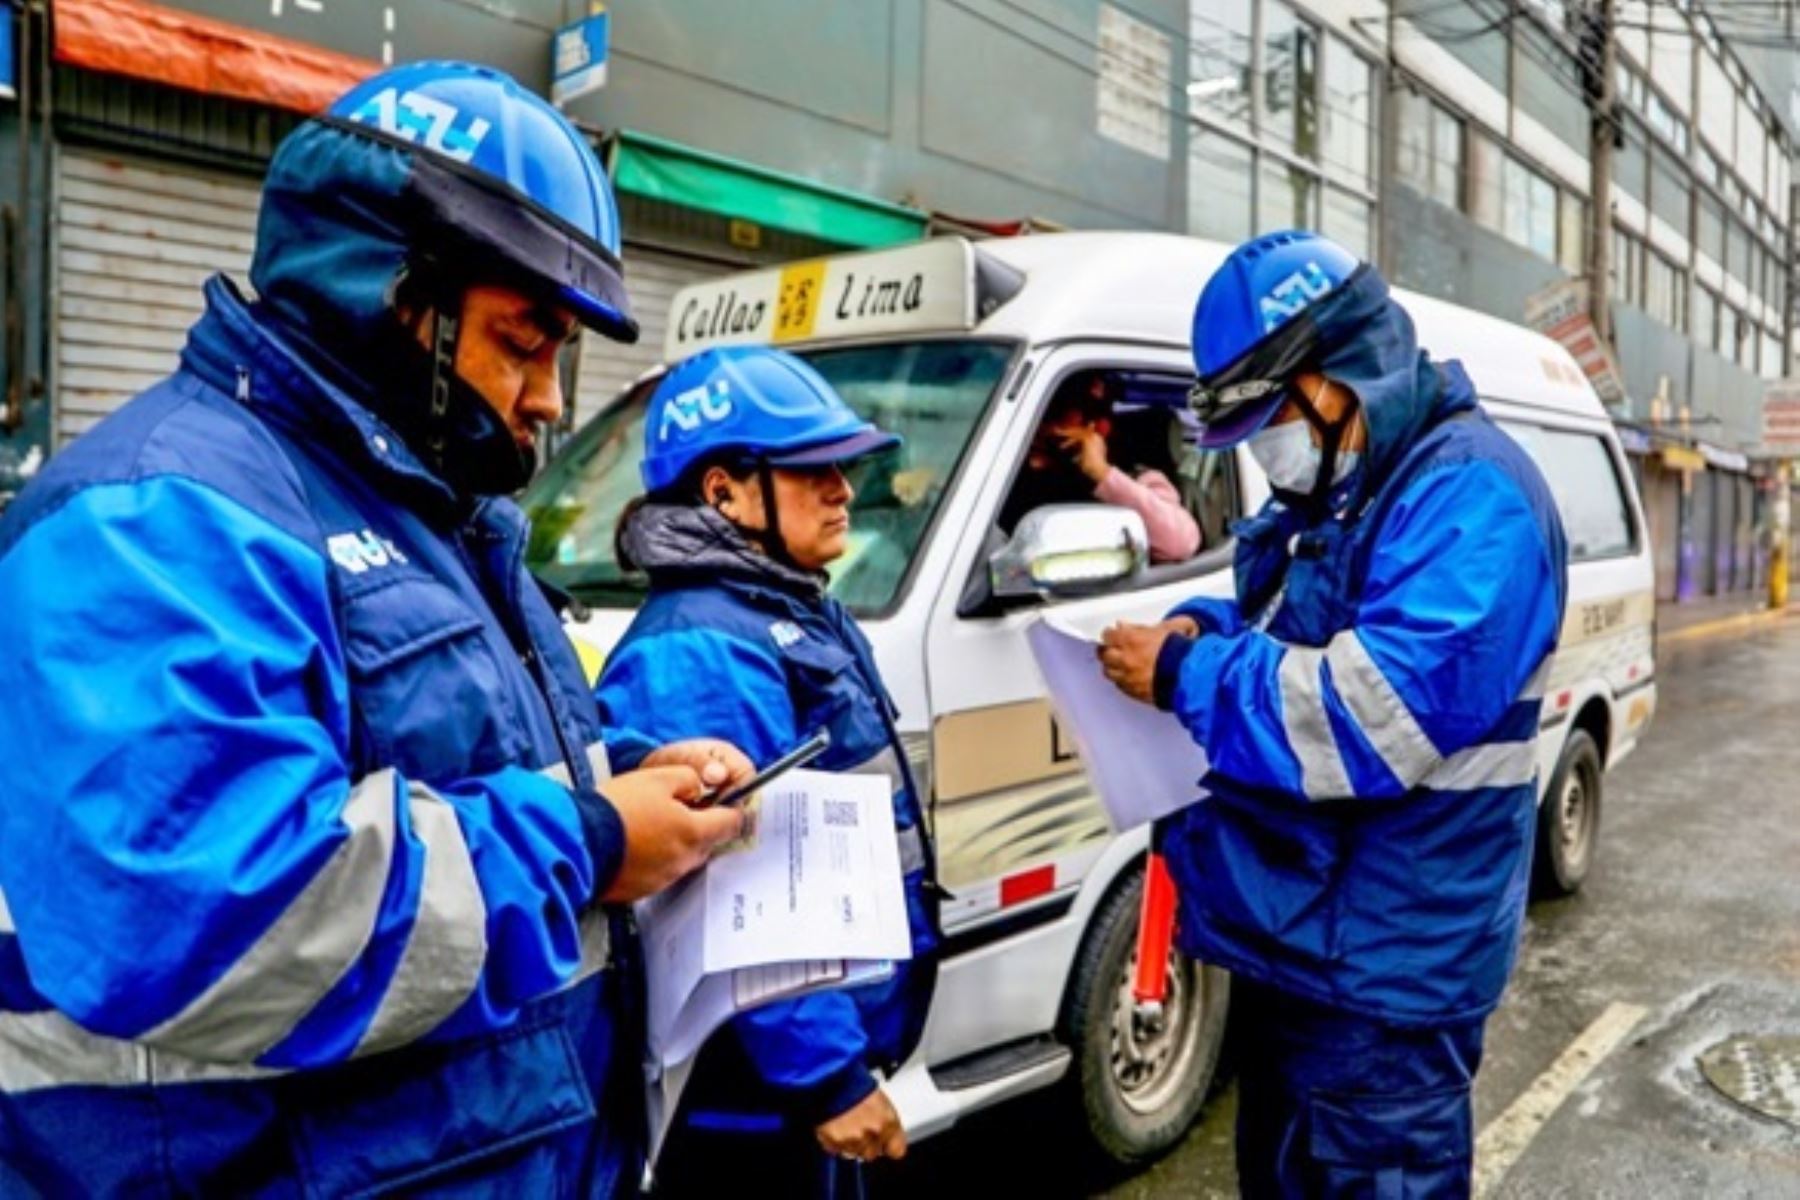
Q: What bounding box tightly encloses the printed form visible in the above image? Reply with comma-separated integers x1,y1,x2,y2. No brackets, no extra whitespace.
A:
637,766,911,1069
1026,615,1211,831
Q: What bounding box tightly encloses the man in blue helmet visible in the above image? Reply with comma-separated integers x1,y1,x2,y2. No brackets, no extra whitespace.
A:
0,63,750,1195
1098,231,1568,1196
597,347,938,1195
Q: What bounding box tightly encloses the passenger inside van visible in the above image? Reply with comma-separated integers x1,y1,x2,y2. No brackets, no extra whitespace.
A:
998,371,1203,563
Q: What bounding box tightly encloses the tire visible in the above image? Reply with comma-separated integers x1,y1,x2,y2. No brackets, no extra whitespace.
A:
1533,727,1603,897
1058,866,1231,1168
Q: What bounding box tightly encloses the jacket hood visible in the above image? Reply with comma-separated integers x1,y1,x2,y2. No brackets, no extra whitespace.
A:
249,120,419,417
1309,267,1477,493
621,503,826,598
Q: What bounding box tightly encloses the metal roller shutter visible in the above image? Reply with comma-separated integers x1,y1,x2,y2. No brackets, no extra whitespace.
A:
569,246,739,429
53,150,263,446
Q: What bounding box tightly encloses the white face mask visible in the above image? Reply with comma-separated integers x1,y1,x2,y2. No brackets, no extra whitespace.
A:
1247,387,1362,497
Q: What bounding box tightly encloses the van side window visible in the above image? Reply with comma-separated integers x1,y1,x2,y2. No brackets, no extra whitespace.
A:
993,367,1238,589
1499,420,1636,562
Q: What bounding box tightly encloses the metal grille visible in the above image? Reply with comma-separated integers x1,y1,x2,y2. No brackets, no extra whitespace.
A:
53,150,261,445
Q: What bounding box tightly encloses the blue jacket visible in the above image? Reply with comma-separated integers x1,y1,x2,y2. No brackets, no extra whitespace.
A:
0,278,643,1197
596,504,937,1127
1155,269,1569,1026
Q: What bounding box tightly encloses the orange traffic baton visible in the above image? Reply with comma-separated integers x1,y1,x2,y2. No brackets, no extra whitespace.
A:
1132,852,1177,1018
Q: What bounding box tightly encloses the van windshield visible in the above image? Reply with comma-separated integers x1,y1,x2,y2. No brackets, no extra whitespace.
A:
523,339,1014,615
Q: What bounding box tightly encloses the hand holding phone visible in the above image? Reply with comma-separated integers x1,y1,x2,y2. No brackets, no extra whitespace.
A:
710,729,832,809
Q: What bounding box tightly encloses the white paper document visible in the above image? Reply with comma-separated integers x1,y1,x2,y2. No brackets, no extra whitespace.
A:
635,768,912,1160
1026,615,1211,832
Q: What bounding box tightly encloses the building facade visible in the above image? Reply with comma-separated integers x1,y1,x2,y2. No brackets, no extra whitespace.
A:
0,0,1794,604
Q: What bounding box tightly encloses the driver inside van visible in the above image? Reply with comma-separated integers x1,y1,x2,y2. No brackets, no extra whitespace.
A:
998,373,1202,563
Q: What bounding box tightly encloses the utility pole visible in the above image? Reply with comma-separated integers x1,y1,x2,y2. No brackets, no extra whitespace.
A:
1581,0,1617,349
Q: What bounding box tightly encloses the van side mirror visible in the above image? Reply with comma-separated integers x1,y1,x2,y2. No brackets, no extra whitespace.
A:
989,504,1148,599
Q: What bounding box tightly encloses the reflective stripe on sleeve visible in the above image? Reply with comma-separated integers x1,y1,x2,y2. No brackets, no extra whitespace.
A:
352,780,488,1057
0,1009,288,1093
897,824,927,876
1325,632,1441,788
140,769,398,1063
1278,646,1353,799
1422,740,1539,791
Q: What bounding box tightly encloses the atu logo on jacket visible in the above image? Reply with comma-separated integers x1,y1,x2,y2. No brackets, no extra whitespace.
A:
327,530,410,575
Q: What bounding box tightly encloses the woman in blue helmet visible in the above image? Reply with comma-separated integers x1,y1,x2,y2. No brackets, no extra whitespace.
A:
0,62,750,1196
1099,231,1568,1196
596,345,939,1196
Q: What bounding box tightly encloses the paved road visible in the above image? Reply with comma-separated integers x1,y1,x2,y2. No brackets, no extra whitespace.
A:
887,620,1800,1198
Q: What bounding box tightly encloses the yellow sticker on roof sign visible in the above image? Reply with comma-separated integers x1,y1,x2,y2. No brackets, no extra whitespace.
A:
664,238,978,360
774,261,827,342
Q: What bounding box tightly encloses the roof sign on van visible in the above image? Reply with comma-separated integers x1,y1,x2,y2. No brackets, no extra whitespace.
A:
663,238,981,360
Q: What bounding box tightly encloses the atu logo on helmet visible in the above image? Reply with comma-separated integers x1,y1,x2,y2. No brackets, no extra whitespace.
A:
657,381,735,442
347,88,493,164
1257,262,1337,334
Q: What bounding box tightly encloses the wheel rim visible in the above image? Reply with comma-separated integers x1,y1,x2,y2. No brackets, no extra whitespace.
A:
1107,943,1213,1116
1557,753,1599,872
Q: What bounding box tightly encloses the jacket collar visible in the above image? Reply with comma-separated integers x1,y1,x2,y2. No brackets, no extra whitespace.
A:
623,503,828,603
180,274,471,523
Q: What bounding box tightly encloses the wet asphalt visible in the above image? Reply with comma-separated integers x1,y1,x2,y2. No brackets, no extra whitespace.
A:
884,619,1800,1198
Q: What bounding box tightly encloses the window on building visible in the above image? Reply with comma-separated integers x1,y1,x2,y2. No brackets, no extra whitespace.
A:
1693,284,1717,352
1323,185,1373,258
1644,250,1684,331
1501,155,1557,261
1515,22,1586,155
1696,192,1725,264
1322,36,1374,190
1263,2,1319,161
1616,117,1648,204
1398,93,1465,210
1611,227,1644,306
1727,219,1751,289
1258,153,1316,231
1763,329,1783,381
1189,128,1255,242
1469,129,1505,232
1557,190,1585,275
1189,0,1254,131
1417,0,1508,93
1648,144,1691,236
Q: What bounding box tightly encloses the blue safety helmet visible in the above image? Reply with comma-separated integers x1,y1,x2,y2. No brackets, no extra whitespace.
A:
641,347,900,493
323,60,635,341
1188,230,1363,448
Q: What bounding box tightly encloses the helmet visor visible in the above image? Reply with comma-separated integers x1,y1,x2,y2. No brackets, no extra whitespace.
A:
764,427,902,468
399,127,640,343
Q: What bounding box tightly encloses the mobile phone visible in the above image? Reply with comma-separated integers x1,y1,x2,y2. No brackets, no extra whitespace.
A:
711,730,832,808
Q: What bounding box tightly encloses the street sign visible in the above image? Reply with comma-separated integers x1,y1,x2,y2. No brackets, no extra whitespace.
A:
1524,278,1628,408
551,8,609,107
1761,378,1800,455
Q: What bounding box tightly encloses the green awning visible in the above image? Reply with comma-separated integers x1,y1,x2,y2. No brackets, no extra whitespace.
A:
609,130,926,249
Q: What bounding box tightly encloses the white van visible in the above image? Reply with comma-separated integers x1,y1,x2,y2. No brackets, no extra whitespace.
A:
523,232,1657,1163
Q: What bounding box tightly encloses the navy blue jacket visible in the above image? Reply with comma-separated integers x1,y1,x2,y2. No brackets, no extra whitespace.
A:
596,504,937,1126
1155,270,1569,1026
0,278,643,1196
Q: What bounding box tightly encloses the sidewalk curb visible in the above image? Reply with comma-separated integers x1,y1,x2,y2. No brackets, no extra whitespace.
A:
1659,603,1799,646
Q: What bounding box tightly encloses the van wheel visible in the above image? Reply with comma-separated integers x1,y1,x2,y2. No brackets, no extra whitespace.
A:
1534,728,1602,897
1059,867,1229,1167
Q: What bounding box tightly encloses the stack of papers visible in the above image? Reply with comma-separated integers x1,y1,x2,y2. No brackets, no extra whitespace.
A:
636,768,913,1158
1025,616,1211,831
